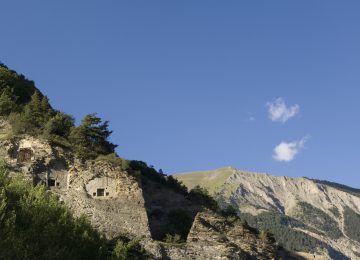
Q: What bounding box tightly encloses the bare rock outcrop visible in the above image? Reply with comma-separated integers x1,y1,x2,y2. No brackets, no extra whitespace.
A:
0,136,151,239
0,136,284,259
162,211,277,260
176,167,360,259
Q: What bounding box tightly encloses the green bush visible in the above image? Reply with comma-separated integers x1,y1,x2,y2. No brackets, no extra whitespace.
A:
96,153,130,170
112,238,149,260
164,233,182,244
259,230,276,245
0,163,108,260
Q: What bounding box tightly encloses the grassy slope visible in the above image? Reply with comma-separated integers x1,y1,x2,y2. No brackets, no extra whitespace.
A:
174,167,235,193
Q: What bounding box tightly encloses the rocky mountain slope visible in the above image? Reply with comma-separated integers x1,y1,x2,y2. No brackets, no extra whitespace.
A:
0,130,287,259
175,167,360,259
0,64,299,259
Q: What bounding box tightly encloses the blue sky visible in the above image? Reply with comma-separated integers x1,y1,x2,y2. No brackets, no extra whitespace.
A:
1,1,360,187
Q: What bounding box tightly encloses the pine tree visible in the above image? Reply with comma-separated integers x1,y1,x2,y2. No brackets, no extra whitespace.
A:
69,113,117,159
0,88,17,115
43,112,75,147
20,91,53,134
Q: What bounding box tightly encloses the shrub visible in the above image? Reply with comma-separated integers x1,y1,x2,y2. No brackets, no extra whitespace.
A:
221,205,238,217
164,233,182,244
166,209,193,240
189,185,218,210
166,175,188,194
0,164,108,259
259,230,276,245
96,153,130,171
112,238,148,260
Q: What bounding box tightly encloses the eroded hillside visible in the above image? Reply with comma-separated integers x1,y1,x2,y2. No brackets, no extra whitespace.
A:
175,167,360,259
0,132,288,259
0,64,324,259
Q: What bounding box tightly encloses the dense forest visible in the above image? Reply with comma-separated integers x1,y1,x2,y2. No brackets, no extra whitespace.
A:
292,202,342,239
237,210,349,259
308,178,360,198
344,206,360,243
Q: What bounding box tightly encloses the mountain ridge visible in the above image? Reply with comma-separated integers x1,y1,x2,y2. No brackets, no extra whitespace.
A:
0,64,297,259
175,166,360,192
175,167,360,259
1,63,357,259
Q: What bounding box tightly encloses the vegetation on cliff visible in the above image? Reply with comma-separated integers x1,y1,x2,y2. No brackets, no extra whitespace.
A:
0,64,283,258
0,63,189,198
0,161,149,259
0,161,106,259
0,63,116,159
344,206,360,242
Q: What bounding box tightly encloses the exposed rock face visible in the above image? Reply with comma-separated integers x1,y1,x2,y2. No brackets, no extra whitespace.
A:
0,136,151,239
0,136,284,259
175,167,360,259
162,211,277,260
59,161,151,239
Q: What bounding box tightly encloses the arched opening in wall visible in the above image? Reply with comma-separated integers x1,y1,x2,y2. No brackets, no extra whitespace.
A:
17,148,33,163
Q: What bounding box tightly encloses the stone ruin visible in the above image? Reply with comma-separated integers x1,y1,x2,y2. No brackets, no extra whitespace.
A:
86,177,117,199
0,135,281,259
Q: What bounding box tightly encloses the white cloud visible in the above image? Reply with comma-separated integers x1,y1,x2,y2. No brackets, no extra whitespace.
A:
266,98,299,123
273,137,309,162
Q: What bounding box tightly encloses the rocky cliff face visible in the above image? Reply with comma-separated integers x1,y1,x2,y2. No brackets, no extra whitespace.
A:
0,133,285,259
175,167,360,259
167,211,277,260
0,133,151,239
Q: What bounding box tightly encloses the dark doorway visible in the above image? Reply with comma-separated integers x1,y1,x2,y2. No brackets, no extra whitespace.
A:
48,179,56,187
97,188,105,196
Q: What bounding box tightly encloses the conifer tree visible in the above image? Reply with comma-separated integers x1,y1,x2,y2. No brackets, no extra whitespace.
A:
20,91,53,134
43,112,75,147
69,113,117,159
0,87,17,115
